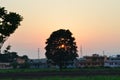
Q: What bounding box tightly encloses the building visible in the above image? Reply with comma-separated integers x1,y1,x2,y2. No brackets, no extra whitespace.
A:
0,63,12,69
77,54,107,68
104,55,120,67
16,57,25,64
29,58,48,68
47,59,77,69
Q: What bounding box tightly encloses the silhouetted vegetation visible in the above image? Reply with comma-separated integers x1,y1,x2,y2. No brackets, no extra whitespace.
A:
0,7,23,51
0,45,29,68
45,29,78,70
0,45,18,62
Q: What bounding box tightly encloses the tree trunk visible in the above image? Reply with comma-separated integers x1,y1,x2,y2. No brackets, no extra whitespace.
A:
59,61,62,71
0,35,8,53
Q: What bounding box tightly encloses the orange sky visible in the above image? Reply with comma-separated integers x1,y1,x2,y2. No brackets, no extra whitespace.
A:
1,0,120,59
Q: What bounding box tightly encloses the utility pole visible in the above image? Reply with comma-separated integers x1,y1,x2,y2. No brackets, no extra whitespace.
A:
80,45,83,58
103,50,105,56
38,48,40,60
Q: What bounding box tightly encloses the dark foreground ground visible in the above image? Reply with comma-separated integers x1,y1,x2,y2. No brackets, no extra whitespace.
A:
0,69,120,78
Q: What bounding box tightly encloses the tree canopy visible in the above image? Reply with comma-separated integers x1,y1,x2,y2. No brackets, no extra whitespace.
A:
0,7,23,51
45,29,78,69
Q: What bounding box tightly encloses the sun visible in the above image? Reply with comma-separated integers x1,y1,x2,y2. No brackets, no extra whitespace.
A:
61,44,65,48
59,44,65,49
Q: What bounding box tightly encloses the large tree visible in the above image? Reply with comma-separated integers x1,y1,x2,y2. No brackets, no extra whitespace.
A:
0,7,23,52
45,29,78,70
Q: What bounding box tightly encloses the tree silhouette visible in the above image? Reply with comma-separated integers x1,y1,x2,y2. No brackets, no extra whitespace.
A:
45,29,78,70
0,7,23,52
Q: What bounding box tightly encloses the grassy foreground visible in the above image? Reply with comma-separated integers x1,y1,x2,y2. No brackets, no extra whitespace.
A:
0,68,120,73
1,76,120,80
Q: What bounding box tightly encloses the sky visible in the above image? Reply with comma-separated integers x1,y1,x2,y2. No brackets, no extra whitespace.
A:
0,0,120,59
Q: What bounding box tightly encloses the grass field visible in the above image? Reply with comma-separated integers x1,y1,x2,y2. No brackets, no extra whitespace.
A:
1,76,120,80
0,67,120,73
0,68,120,80
0,68,59,73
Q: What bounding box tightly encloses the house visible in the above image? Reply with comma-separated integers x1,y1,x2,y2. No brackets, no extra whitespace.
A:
16,57,25,64
29,58,48,68
67,59,78,68
104,55,120,67
0,63,12,69
77,54,107,68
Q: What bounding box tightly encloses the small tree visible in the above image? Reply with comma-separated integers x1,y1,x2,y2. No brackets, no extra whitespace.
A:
0,7,23,52
45,29,78,70
4,45,11,54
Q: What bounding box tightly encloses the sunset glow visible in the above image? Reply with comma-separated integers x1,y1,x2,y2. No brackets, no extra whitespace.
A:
0,0,120,59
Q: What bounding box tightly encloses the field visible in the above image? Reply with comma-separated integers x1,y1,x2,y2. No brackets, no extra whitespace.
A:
1,76,120,80
0,67,120,73
0,68,120,80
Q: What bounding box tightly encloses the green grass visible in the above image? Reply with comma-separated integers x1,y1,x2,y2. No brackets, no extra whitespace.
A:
1,67,120,73
0,68,58,73
1,76,120,80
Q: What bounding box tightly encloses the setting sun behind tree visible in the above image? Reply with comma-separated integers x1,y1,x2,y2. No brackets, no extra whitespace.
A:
45,29,78,70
